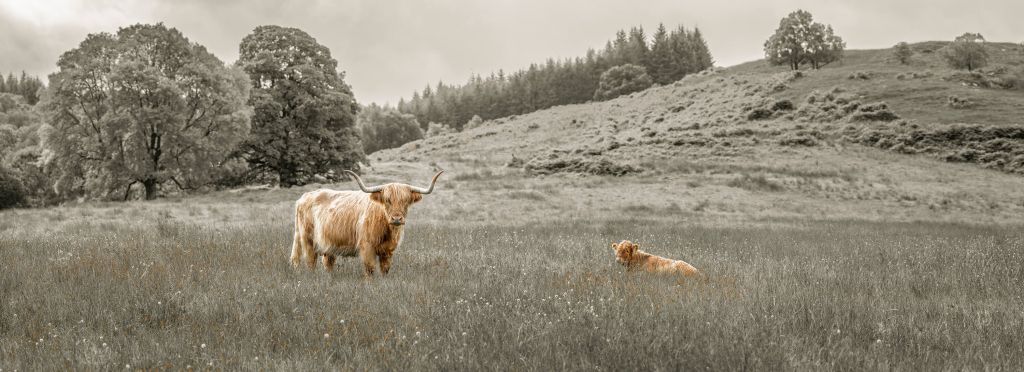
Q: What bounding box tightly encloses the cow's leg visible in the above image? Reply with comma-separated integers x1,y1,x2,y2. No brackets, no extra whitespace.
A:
359,243,376,278
323,254,336,272
378,252,392,276
289,234,302,268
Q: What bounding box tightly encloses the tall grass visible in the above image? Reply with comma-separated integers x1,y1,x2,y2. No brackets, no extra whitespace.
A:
1,218,1022,370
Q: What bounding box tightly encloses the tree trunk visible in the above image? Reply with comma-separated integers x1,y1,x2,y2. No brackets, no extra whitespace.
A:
279,168,296,188
142,178,158,200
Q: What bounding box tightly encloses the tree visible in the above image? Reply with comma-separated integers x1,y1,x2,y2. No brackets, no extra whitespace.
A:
764,10,844,70
593,64,654,101
356,104,423,154
0,165,25,209
41,23,251,200
893,42,913,64
237,25,364,186
944,33,989,71
648,23,675,85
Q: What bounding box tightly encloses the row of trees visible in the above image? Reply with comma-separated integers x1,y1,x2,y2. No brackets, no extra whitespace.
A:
1,23,364,204
396,23,714,130
0,72,44,105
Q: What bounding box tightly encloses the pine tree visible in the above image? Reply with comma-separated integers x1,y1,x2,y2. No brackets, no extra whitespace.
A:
648,23,675,85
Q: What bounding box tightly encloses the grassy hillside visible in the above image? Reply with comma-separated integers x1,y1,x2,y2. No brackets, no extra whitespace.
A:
3,42,1024,370
368,41,1024,225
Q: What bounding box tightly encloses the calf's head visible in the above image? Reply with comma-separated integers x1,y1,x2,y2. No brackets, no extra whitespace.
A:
611,240,639,265
344,170,444,226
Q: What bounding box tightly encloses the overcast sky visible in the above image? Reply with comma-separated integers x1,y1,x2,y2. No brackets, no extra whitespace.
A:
1,0,1020,105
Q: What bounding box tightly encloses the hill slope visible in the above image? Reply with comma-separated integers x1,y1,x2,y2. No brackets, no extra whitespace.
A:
367,42,1024,225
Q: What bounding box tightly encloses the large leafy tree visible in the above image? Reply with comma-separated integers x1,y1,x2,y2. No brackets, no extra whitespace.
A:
944,33,989,71
764,10,845,70
237,25,364,186
41,23,251,200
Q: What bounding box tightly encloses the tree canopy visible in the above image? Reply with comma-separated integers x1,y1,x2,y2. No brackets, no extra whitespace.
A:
764,10,845,70
397,23,713,129
593,64,654,101
237,25,364,186
356,104,423,154
40,23,252,200
944,33,989,71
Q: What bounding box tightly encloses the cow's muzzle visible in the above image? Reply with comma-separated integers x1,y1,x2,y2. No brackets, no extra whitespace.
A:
390,219,405,226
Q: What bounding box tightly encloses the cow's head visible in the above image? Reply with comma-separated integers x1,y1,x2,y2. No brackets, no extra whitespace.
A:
611,240,639,265
344,170,444,226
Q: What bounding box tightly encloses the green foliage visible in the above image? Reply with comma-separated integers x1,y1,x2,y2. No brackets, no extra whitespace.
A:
0,71,44,105
764,10,845,70
356,104,423,154
893,42,913,64
0,93,56,206
593,64,654,101
944,33,989,71
425,122,455,138
849,124,1024,174
464,115,484,130
237,25,364,187
0,165,25,209
397,23,712,128
40,23,252,201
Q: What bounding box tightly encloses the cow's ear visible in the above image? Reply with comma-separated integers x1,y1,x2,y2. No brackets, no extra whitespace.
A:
611,242,618,250
411,192,423,203
369,192,384,203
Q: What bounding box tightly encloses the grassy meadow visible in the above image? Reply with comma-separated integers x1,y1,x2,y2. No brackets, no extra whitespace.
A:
2,194,1024,370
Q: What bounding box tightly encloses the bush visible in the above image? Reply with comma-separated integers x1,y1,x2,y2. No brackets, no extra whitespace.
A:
848,102,900,122
464,115,485,130
425,122,455,137
946,95,975,109
847,71,871,80
593,64,654,101
0,166,26,209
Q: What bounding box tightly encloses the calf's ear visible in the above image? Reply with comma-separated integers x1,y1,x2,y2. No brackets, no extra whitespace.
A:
369,192,384,203
411,191,423,203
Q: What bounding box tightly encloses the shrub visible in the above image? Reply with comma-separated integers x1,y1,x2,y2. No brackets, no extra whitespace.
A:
746,108,775,121
425,122,455,137
848,102,900,122
0,166,26,209
593,64,654,101
893,42,913,64
847,71,871,80
464,115,485,130
946,95,975,109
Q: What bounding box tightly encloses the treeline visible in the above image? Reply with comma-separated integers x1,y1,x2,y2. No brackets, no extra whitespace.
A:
397,24,713,130
0,72,44,105
1,23,364,207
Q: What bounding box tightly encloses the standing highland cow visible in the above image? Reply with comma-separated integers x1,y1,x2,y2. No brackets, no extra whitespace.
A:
291,170,443,277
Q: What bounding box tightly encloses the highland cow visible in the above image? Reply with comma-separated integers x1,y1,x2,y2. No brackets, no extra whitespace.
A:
290,170,443,277
611,240,702,279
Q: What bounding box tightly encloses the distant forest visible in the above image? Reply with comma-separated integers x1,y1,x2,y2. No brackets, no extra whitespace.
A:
397,24,714,130
0,72,44,105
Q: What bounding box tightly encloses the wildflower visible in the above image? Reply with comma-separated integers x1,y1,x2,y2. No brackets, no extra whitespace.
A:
324,333,330,338
201,343,207,348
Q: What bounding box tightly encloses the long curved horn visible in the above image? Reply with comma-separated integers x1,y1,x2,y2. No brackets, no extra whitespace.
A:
409,170,444,194
343,170,385,193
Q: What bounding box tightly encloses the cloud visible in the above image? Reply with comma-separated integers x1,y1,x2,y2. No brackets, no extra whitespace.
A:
1,0,1021,104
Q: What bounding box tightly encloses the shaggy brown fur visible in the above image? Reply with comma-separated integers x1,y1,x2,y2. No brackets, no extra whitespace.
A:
290,172,441,278
611,240,702,279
